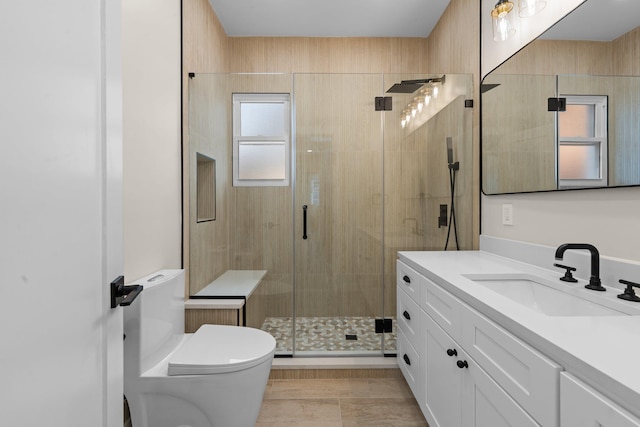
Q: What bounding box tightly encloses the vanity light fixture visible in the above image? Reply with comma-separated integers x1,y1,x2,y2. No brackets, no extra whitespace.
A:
518,0,546,18
398,76,446,128
491,0,516,41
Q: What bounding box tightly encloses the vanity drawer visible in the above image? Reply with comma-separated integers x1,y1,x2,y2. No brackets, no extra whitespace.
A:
397,287,422,347
397,261,423,304
461,305,561,427
397,329,422,404
422,275,463,342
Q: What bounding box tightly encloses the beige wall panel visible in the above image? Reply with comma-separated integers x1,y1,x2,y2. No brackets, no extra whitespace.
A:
228,37,429,73
188,76,231,295
613,26,640,75
426,0,480,249
182,0,230,296
185,309,240,333
495,40,612,76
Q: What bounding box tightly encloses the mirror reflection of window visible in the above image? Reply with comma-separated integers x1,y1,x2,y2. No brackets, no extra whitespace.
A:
558,95,608,188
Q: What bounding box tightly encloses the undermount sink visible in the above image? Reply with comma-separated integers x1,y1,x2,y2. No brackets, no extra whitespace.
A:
463,273,626,317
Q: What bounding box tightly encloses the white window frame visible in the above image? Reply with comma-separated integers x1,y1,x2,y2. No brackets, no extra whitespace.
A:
232,93,291,187
558,95,608,189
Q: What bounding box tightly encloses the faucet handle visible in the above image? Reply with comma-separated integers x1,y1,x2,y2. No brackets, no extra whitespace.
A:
617,279,640,303
553,263,578,283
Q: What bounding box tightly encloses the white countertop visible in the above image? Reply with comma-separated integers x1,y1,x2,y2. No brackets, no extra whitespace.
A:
193,270,267,299
398,250,640,418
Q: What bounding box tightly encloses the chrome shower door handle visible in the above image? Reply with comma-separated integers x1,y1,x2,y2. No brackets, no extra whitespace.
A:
302,205,308,240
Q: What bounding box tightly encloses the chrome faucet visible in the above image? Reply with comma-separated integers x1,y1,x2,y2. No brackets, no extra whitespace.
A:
554,243,606,291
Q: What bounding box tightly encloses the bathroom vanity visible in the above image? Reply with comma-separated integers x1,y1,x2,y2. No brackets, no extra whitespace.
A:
397,240,640,427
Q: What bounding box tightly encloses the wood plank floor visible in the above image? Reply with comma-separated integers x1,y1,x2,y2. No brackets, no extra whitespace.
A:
256,376,429,426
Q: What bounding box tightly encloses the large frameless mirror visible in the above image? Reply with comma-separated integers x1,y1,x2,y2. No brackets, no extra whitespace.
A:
481,0,640,194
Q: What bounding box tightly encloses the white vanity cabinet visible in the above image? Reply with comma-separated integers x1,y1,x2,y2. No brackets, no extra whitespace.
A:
561,373,640,427
397,260,559,427
424,313,541,427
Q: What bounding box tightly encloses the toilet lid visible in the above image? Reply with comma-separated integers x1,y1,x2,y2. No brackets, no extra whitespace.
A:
168,325,276,376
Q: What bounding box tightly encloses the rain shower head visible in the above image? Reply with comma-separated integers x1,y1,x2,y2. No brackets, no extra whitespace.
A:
386,82,424,93
386,75,446,94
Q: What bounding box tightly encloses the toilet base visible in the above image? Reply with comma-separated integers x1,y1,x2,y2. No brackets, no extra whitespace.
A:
126,357,272,427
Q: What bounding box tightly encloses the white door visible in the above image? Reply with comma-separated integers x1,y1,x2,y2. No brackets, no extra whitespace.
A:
0,1,123,427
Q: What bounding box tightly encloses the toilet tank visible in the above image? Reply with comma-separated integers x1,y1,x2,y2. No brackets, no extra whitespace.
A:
124,270,185,375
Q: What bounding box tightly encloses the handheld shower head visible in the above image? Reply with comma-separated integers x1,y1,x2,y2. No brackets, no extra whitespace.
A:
446,137,453,165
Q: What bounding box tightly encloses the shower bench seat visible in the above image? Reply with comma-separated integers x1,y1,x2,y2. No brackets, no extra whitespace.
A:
185,270,267,332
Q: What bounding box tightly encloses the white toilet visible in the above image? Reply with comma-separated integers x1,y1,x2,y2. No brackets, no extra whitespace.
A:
123,270,276,427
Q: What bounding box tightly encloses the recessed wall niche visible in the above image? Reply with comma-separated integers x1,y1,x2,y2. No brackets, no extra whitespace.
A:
196,153,216,222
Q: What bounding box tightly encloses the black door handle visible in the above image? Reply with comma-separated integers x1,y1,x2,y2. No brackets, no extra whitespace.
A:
303,205,308,240
110,276,143,308
403,275,411,284
403,354,411,366
447,348,457,357
403,310,411,320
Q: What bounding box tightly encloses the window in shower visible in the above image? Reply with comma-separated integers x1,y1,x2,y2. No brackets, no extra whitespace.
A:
232,93,291,186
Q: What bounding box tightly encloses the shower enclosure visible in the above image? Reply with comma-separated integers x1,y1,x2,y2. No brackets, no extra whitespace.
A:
187,73,473,356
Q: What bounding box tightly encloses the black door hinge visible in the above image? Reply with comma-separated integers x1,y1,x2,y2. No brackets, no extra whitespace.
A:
548,97,567,111
375,318,393,333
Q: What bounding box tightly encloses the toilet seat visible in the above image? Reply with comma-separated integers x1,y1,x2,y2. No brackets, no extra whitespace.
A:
167,325,276,376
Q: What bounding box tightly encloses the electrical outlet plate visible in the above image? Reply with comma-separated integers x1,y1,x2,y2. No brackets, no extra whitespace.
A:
502,204,513,225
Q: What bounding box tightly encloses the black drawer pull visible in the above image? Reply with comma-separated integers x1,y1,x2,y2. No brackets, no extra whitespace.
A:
403,354,411,366
457,360,468,369
447,348,457,357
403,275,411,284
403,310,411,320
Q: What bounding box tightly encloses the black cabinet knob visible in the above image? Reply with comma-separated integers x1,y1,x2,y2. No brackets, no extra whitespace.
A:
403,310,411,320
403,275,411,284
446,349,457,357
403,354,411,366
457,360,469,369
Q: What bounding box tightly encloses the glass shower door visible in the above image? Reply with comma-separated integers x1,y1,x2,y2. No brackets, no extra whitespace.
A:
293,74,386,355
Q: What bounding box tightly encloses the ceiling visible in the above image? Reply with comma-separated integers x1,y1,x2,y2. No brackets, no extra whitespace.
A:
207,0,452,38
541,0,640,41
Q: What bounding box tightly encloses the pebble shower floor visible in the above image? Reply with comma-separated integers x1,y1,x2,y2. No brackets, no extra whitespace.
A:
261,316,397,355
